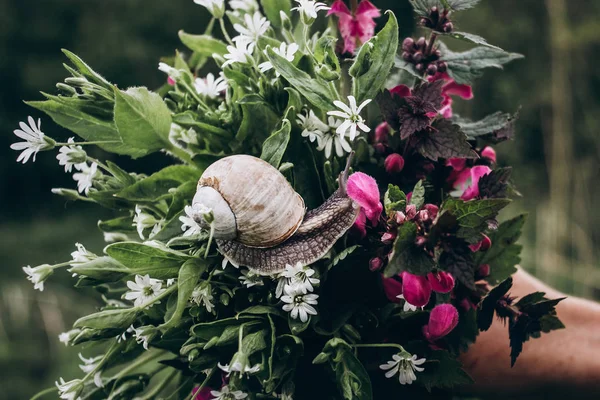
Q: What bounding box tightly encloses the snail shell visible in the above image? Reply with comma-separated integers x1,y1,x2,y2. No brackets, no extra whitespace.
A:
192,154,359,275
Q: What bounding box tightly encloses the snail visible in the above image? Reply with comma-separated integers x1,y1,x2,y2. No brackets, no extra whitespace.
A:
191,154,360,275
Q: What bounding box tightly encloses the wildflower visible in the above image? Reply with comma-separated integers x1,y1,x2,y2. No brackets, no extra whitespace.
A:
117,325,135,343
167,278,176,287
382,276,403,303
328,0,381,54
380,352,426,385
452,165,492,201
281,285,319,322
233,12,270,49
78,353,104,387
384,153,405,174
103,232,130,243
230,0,259,15
72,162,99,195
423,303,459,341
191,283,215,312
134,205,162,240
70,242,97,264
427,271,454,293
218,351,261,377
11,116,55,163
374,121,390,143
469,234,492,252
55,377,84,400
327,95,371,140
292,0,330,25
400,272,431,309
239,269,264,288
23,264,54,292
195,73,227,98
481,146,497,163
428,72,473,118
194,0,225,19
158,62,182,82
279,262,320,295
220,250,240,270
133,325,158,350
180,205,203,237
210,385,248,400
297,109,329,143
221,37,255,67
124,274,165,308
56,138,87,172
316,117,353,158
259,42,299,74
347,172,383,225
58,329,81,346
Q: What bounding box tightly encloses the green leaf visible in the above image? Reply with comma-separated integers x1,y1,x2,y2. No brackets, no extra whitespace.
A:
385,222,435,276
178,31,228,57
288,315,311,335
117,165,201,202
447,0,481,10
172,111,233,139
384,184,407,216
105,242,190,278
319,338,372,400
328,246,360,270
417,119,478,161
454,110,519,142
260,119,291,168
98,216,136,233
409,0,443,17
236,103,280,144
266,47,334,110
74,308,139,330
242,329,268,355
439,248,477,290
105,161,137,186
478,277,513,331
351,11,399,104
61,49,112,89
417,350,474,390
394,57,426,81
440,43,524,85
113,86,172,158
69,256,131,282
442,198,511,243
440,31,502,50
409,180,426,210
260,0,291,27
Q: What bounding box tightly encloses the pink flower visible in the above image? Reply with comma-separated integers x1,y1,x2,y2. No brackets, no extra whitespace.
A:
469,234,492,252
384,153,405,174
375,121,390,143
401,272,431,308
428,73,473,118
459,166,492,201
328,0,381,54
167,76,176,86
369,257,383,271
347,172,383,228
382,276,403,303
427,271,455,293
481,146,496,163
191,387,213,400
423,303,459,341
389,84,412,98
423,204,439,220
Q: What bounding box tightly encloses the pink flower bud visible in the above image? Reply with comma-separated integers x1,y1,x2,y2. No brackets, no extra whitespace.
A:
406,192,412,203
423,304,459,341
384,153,405,174
381,232,396,244
373,143,387,154
481,146,497,163
480,234,492,251
424,204,439,219
382,276,402,302
478,264,491,277
369,257,383,272
401,272,432,307
395,211,406,224
405,204,417,220
375,122,390,143
167,76,176,86
415,236,427,246
347,172,383,224
459,298,476,311
417,210,429,222
427,271,455,293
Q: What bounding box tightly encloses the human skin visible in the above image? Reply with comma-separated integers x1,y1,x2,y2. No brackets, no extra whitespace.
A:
459,268,600,399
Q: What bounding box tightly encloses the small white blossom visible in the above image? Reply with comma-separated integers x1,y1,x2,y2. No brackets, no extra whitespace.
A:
278,262,319,296
220,250,240,270
316,116,353,158
281,286,319,322
103,232,130,243
78,353,104,387
71,242,96,264
134,205,162,240
124,274,165,308
210,385,248,400
23,264,53,292
297,109,328,143
55,378,84,400
230,0,258,14
327,95,372,141
158,62,182,82
221,37,255,67
180,205,203,237
239,269,264,288
195,73,228,98
292,0,330,24
259,42,299,74
218,357,261,377
117,325,135,343
11,116,55,164
132,325,157,350
58,329,81,346
396,294,419,312
194,0,225,18
233,12,270,48
191,283,215,312
167,278,176,287
56,138,87,172
379,353,426,385
170,124,199,147
72,162,99,195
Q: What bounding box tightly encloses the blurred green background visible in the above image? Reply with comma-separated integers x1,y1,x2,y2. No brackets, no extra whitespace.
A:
0,0,598,398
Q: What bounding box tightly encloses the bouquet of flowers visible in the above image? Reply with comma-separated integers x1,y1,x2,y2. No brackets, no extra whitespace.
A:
14,0,565,399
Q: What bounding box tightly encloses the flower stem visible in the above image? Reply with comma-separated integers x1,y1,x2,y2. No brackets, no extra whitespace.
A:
425,31,438,57
190,367,217,400
351,343,406,351
86,156,111,173
136,285,178,310
55,140,121,146
204,223,215,259
29,387,57,400
219,18,233,45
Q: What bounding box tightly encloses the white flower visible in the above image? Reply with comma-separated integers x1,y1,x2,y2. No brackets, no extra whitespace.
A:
191,283,215,312
221,37,255,67
103,232,130,243
278,262,319,296
297,109,328,143
58,329,81,346
167,278,176,287
259,42,299,74
327,95,372,141
73,162,99,195
158,62,182,81
281,286,319,322
132,325,157,350
397,294,418,312
316,117,352,158
220,250,240,270
210,385,248,400
218,356,261,377
170,124,199,148
239,269,264,288
379,353,426,385
78,353,104,387
117,325,135,343
56,138,87,172
194,0,225,18
11,116,55,164
229,0,258,13
180,205,203,237
233,12,270,47
71,242,96,264
124,274,165,308
195,73,228,98
23,264,53,292
55,378,84,400
292,0,330,24
134,205,162,240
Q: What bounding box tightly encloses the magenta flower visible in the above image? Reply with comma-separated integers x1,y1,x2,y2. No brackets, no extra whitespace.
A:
469,233,492,252
375,121,390,143
328,0,381,54
401,272,431,308
423,303,459,341
347,172,383,236
427,271,454,293
389,84,411,98
459,165,492,201
191,386,213,400
428,73,473,118
382,276,403,303
384,153,405,174
481,146,497,163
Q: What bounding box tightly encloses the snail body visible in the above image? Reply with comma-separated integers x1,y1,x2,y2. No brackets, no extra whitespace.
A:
192,155,359,275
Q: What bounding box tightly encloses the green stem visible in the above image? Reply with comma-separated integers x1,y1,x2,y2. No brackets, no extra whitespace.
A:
29,387,57,400
51,260,75,270
204,224,215,259
86,156,111,173
219,18,233,45
108,350,167,398
302,24,314,56
351,343,406,351
166,143,195,165
55,140,121,146
425,32,438,58
136,285,178,310
205,18,216,35
190,367,217,400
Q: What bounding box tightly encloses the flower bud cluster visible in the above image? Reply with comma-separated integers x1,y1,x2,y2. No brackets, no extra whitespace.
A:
401,36,447,76
420,6,453,33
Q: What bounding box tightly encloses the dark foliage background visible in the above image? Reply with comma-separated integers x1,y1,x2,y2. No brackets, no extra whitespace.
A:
0,0,598,398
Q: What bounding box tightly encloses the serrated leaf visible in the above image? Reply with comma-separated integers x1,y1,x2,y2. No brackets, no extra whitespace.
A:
385,223,435,276
116,165,201,202
384,184,407,216
440,31,502,50
442,198,511,243
409,180,426,209
260,119,291,168
440,248,476,290
478,277,513,331
478,167,512,199
178,31,228,57
417,350,474,390
417,119,477,161
454,110,519,142
351,11,399,104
